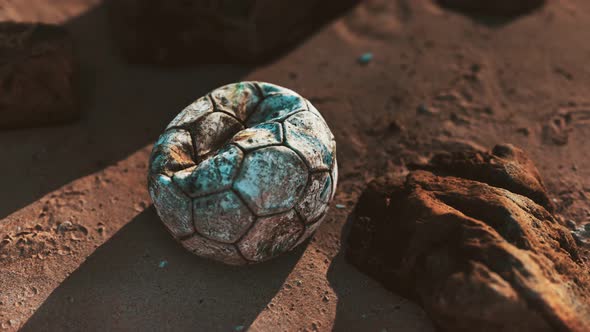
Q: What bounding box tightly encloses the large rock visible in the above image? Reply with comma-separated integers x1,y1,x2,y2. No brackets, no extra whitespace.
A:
0,22,78,129
106,0,357,65
347,144,590,331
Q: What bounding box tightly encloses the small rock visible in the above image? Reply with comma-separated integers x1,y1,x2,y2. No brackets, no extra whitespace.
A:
516,127,530,136
56,221,73,233
416,104,438,116
357,52,373,65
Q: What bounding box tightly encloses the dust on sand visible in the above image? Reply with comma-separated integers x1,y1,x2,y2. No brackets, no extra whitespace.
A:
1,0,589,331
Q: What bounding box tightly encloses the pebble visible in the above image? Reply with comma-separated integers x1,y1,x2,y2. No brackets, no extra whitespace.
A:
417,104,438,116
358,52,373,65
516,127,530,136
158,260,168,268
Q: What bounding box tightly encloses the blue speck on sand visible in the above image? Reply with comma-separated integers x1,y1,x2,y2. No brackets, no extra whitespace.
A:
158,260,168,268
358,52,373,65
336,204,346,209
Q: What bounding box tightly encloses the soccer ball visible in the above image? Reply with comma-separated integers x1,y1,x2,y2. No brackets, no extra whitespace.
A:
148,82,337,265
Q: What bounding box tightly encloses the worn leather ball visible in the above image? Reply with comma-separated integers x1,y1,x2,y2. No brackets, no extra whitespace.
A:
148,82,337,265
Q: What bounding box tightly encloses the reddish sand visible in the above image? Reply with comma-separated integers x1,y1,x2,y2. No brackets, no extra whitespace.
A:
1,0,589,331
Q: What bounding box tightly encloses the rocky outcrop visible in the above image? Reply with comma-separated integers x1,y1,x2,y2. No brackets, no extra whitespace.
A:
347,144,590,331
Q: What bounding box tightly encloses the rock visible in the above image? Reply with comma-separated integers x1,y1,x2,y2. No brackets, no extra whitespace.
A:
409,143,554,212
347,144,590,332
416,103,438,116
0,22,78,129
106,0,357,65
437,0,545,17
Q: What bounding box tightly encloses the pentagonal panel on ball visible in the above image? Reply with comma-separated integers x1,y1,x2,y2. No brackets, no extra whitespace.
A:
246,93,307,126
182,233,246,266
172,145,243,197
233,146,308,216
296,171,332,224
237,209,304,262
193,112,243,159
193,190,255,243
230,122,282,151
210,82,261,122
149,128,195,177
166,96,213,130
148,174,195,238
284,111,334,171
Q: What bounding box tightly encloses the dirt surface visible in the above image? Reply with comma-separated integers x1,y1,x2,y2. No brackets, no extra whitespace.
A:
0,0,589,331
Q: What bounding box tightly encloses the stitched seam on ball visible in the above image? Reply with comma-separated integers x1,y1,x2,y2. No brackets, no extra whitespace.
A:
231,192,261,246
243,81,267,126
233,243,255,264
294,171,311,215
276,109,306,124
206,93,246,154
231,187,260,218
292,209,308,245
215,109,246,127
281,121,312,173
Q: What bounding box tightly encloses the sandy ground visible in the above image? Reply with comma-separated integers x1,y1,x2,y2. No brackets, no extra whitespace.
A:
1,0,589,331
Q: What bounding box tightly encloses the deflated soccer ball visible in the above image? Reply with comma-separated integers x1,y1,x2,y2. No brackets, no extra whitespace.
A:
148,82,337,265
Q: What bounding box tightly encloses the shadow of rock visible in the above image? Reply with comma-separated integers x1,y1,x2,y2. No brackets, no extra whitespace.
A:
21,207,301,331
105,0,360,65
327,216,435,332
436,0,546,26
0,3,252,219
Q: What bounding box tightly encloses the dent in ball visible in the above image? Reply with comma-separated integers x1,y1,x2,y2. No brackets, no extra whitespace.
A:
172,145,243,197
